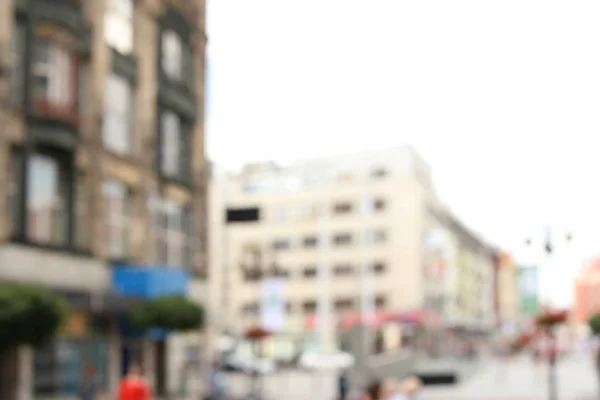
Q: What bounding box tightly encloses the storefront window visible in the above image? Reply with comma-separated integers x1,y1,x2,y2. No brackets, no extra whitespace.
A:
34,337,109,398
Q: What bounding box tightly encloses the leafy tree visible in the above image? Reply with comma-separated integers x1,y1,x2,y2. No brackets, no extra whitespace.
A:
589,313,600,335
130,296,204,332
0,284,67,352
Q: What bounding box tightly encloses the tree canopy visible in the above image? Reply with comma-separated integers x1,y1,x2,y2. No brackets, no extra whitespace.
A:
0,284,67,352
589,313,600,335
129,296,204,332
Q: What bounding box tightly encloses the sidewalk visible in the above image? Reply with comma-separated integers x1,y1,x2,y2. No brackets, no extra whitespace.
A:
422,354,598,400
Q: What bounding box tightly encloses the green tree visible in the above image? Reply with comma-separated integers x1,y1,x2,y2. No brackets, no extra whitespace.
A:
589,313,600,335
130,296,204,332
0,284,67,352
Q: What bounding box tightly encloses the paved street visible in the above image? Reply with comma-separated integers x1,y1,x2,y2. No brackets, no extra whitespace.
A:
221,353,597,400
422,353,598,400
227,369,337,400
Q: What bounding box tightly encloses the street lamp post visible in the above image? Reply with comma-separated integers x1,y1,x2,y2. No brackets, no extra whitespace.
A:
526,227,572,400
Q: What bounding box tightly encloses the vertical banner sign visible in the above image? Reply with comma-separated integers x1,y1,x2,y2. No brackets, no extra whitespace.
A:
261,278,286,332
518,266,539,316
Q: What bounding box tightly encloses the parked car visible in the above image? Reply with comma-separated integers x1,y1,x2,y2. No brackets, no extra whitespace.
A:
297,350,355,370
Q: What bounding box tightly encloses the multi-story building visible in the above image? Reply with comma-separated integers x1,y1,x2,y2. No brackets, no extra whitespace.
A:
0,0,207,398
495,252,521,333
422,204,496,353
209,147,495,354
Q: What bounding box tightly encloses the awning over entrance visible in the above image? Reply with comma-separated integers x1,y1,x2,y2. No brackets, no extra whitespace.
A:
112,264,190,299
305,310,424,331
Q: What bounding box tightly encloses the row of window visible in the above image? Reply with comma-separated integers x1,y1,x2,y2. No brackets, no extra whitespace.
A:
242,262,387,282
270,229,387,251
11,33,79,120
242,167,389,194
9,151,194,268
104,74,192,179
241,295,388,315
270,198,387,222
105,0,194,85
11,7,194,181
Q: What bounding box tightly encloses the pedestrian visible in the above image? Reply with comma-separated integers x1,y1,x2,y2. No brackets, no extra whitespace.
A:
358,380,381,400
118,363,151,400
593,335,600,396
378,378,400,399
532,337,543,381
209,361,228,400
338,370,349,400
395,376,423,400
495,339,510,382
79,364,102,400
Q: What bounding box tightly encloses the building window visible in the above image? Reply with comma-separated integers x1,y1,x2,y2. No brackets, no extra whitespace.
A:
303,236,318,248
333,202,353,214
105,0,133,54
367,229,387,244
241,302,259,316
11,24,25,106
273,207,287,222
371,168,388,178
297,204,319,220
26,153,69,246
162,30,182,81
303,266,317,278
74,172,89,249
334,298,354,312
9,150,24,237
373,198,386,211
302,300,317,313
34,337,108,398
182,205,195,270
333,233,353,246
153,198,190,268
333,264,354,277
272,239,291,251
103,74,132,154
371,262,387,274
79,63,88,118
32,39,77,118
160,111,190,180
104,180,132,259
182,44,194,88
374,295,387,310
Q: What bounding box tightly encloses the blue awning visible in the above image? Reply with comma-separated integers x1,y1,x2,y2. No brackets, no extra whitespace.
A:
112,264,190,299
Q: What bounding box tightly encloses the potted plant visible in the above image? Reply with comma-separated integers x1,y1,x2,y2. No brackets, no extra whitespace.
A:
0,283,67,352
129,296,205,332
535,310,569,327
589,313,600,336
243,326,271,341
511,332,534,353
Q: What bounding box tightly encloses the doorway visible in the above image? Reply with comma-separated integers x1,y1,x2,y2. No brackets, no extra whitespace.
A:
155,340,167,397
120,340,143,377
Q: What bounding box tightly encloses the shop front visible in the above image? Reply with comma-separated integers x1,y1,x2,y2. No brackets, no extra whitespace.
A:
32,289,139,399
112,264,191,396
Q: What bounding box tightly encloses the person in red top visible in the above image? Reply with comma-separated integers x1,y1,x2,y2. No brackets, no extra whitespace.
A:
118,363,152,400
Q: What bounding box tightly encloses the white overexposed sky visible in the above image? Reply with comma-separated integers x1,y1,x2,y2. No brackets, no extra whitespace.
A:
206,0,600,307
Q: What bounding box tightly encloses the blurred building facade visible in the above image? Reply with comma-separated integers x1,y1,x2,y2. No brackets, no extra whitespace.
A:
421,203,496,354
574,257,600,325
0,0,207,398
495,252,521,334
209,147,497,354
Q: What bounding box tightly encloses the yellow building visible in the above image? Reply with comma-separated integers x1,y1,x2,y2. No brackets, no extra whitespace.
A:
497,252,521,330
